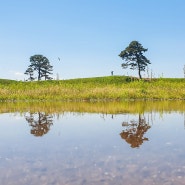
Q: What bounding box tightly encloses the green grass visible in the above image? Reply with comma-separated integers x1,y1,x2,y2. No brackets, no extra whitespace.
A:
0,76,184,101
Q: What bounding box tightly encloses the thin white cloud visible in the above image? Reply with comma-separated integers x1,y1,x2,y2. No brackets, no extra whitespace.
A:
7,70,25,80
15,72,24,76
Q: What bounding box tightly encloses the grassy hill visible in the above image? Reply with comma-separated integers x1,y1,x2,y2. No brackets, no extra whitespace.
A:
0,76,184,101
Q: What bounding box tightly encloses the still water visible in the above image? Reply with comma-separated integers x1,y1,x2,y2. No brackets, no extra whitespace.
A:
0,101,185,185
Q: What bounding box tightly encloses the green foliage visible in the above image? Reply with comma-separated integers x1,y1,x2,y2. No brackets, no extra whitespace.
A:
24,67,35,81
0,76,184,101
25,54,53,81
119,41,151,79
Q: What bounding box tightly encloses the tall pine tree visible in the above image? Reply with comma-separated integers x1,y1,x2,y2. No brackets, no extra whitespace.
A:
119,41,151,79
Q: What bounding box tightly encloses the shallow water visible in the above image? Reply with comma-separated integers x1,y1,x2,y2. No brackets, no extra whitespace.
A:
0,102,185,185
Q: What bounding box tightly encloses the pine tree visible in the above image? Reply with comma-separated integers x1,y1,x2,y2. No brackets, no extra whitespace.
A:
119,41,151,79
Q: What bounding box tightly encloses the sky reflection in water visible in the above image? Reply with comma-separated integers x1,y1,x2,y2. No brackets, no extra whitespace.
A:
0,102,185,185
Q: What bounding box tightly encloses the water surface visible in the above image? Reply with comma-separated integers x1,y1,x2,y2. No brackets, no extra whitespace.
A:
0,101,185,185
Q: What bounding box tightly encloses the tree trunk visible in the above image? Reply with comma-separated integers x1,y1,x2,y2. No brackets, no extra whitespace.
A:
138,67,142,79
38,69,41,81
136,57,142,79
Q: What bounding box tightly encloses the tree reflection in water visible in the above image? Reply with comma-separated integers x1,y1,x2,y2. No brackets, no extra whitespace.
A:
25,112,53,137
120,114,151,148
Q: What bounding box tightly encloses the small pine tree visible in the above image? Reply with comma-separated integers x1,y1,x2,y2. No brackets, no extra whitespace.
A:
24,67,35,81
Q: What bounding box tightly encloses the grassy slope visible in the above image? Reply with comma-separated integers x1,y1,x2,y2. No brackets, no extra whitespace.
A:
0,76,184,101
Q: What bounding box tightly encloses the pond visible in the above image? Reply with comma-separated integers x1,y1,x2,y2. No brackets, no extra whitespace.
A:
0,101,185,185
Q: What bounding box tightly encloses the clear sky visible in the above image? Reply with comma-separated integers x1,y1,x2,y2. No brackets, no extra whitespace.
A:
0,0,185,80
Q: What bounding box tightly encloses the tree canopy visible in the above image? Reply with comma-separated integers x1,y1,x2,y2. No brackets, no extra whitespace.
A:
119,41,151,79
24,67,35,81
25,54,53,81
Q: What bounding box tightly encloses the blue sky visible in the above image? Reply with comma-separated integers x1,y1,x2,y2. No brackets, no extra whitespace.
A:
0,0,185,80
